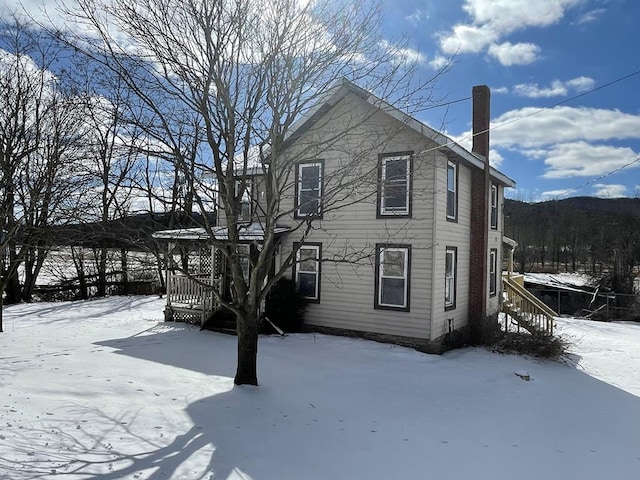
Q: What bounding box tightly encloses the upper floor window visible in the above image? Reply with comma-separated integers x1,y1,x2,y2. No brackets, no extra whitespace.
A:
294,243,321,301
445,246,457,310
489,248,498,296
446,161,457,221
235,180,252,223
295,161,323,218
490,184,498,229
375,244,410,311
378,153,412,217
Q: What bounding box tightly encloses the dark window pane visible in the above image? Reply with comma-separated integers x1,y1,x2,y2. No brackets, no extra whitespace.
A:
301,165,320,189
447,165,455,191
447,190,456,217
299,191,319,214
384,184,407,209
299,248,318,272
385,159,407,180
382,250,405,277
381,278,405,306
298,272,317,298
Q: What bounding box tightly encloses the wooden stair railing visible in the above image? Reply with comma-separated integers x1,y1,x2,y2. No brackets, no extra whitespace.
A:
502,276,557,335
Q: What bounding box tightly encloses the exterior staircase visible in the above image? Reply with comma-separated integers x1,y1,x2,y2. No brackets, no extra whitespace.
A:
502,275,557,336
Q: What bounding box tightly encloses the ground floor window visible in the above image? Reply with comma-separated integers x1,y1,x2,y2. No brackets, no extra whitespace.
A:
489,248,498,297
375,244,410,311
294,243,321,301
445,246,457,310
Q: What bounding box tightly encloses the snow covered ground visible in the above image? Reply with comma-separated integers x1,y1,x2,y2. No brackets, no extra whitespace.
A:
1,297,639,480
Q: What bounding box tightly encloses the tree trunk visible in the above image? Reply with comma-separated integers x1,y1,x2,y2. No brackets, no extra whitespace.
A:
234,311,259,386
97,247,108,297
121,248,128,295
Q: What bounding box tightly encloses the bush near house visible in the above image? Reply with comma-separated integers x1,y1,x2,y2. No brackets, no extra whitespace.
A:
264,278,306,333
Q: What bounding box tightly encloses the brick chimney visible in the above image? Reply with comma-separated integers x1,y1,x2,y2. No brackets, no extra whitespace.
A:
472,85,490,159
468,85,491,341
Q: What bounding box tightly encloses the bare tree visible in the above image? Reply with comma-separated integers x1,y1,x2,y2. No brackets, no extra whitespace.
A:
0,15,88,329
59,0,447,383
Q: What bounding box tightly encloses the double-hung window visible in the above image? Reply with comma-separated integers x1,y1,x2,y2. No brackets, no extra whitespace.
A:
489,248,498,297
446,161,457,221
490,184,498,229
235,180,252,223
294,243,321,301
445,247,457,310
296,161,323,218
379,153,411,217
375,244,410,310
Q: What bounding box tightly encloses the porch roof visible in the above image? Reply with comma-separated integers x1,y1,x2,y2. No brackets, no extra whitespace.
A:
152,223,290,241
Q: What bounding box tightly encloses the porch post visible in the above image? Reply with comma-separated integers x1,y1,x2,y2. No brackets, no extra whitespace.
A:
164,242,174,321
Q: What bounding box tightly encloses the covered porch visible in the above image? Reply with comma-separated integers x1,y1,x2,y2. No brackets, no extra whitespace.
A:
153,224,289,327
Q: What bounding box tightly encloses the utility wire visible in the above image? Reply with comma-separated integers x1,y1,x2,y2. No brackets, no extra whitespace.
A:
549,155,640,199
422,96,471,110
415,68,640,196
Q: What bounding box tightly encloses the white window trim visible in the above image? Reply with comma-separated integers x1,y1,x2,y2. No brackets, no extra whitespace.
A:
446,161,457,220
445,247,457,309
296,244,320,300
377,246,409,309
296,162,322,217
380,155,410,216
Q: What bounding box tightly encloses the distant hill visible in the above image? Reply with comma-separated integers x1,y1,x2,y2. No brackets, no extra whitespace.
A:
543,196,640,218
503,197,640,293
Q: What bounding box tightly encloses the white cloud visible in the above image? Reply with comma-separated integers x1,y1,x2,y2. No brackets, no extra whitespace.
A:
539,142,640,179
565,76,595,92
513,80,567,98
437,0,581,64
455,104,640,181
2,0,71,27
462,0,580,32
512,77,594,98
592,184,628,198
492,86,509,94
488,42,540,66
490,106,640,149
405,9,427,26
439,24,497,54
574,8,606,25
429,55,451,70
379,40,427,66
540,189,573,199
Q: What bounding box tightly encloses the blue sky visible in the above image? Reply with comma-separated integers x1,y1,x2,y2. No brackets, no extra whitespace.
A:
380,0,640,201
4,0,639,201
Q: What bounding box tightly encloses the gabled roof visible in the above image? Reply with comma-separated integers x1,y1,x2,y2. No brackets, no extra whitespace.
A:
284,78,516,188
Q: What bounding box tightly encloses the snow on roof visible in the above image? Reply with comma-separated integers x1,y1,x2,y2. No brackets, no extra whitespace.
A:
524,273,597,293
152,223,290,241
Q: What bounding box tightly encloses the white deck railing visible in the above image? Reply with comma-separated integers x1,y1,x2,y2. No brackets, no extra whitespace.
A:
166,274,220,324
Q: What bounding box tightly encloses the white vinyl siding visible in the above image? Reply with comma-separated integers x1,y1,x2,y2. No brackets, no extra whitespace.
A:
278,94,442,340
